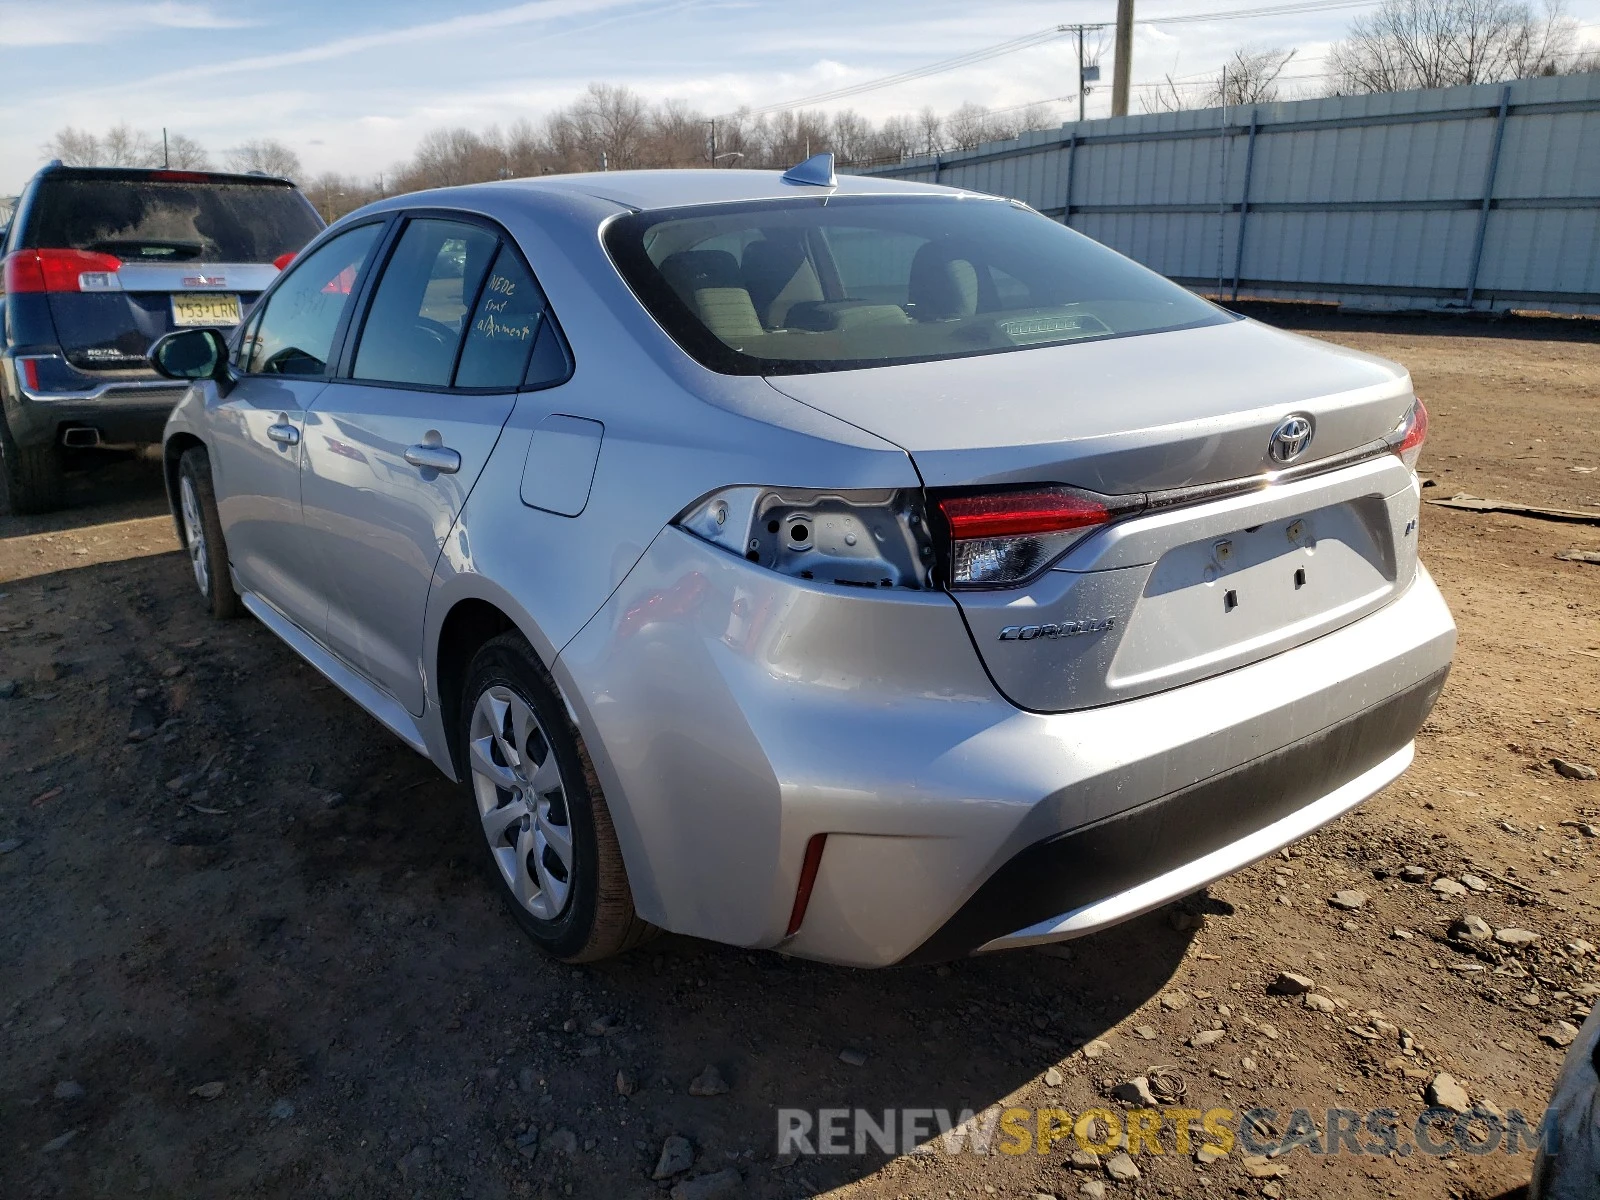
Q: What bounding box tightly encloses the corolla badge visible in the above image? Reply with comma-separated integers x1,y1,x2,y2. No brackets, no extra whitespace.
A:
998,617,1115,641
1268,414,1315,464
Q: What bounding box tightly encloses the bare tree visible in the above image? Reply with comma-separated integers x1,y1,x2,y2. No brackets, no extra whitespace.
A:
165,133,212,170
43,127,102,165
226,138,303,179
944,102,995,149
43,124,196,167
573,83,649,169
916,106,943,157
649,98,711,168
1210,47,1297,105
101,124,163,167
1329,0,1576,93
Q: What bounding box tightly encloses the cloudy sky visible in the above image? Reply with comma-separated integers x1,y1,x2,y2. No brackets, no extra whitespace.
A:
3,0,1598,192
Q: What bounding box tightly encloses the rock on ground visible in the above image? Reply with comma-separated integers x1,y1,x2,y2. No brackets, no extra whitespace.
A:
652,1134,694,1180
687,1064,728,1096
1551,757,1598,780
1427,1072,1471,1114
1267,971,1313,996
1103,1151,1140,1181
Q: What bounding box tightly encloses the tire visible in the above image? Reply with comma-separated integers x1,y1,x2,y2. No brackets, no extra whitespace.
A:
459,631,656,962
177,447,241,620
0,416,65,515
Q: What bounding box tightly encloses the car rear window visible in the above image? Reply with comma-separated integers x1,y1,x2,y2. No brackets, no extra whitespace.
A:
604,194,1232,376
25,173,322,264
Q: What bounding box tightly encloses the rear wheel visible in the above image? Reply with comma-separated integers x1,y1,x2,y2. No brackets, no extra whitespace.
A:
459,632,655,962
0,417,65,514
177,446,240,620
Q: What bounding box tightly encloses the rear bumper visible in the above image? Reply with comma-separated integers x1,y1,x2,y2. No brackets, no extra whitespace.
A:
557,527,1456,968
909,667,1444,963
4,373,186,447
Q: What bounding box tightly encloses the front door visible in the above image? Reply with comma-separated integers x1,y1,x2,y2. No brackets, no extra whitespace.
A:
206,222,383,635
301,218,549,714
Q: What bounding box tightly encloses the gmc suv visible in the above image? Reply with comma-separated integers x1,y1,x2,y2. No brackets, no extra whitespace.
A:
0,163,322,512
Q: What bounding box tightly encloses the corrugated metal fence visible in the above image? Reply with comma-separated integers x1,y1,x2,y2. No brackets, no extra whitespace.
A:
861,74,1600,314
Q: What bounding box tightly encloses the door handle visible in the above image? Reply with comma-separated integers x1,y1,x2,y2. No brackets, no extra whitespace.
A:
404,443,461,474
266,416,300,446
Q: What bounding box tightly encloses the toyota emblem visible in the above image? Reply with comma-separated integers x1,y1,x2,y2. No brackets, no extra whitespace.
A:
1268,414,1315,464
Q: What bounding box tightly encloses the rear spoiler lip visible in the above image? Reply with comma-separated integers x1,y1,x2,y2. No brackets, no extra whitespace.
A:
33,164,299,187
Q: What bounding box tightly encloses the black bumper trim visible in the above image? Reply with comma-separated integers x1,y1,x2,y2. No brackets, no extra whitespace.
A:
900,666,1450,965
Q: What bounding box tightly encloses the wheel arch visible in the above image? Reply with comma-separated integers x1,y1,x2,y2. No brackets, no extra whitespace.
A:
434,596,523,778
163,432,205,544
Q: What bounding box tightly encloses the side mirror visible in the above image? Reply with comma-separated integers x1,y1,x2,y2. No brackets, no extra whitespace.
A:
149,328,232,385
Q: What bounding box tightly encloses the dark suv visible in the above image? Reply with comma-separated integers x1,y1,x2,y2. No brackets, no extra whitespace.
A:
0,163,322,512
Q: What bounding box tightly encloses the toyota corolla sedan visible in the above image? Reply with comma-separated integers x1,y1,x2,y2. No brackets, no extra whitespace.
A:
150,157,1455,966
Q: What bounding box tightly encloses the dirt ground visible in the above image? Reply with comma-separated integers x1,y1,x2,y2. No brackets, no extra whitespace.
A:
2,311,1598,1200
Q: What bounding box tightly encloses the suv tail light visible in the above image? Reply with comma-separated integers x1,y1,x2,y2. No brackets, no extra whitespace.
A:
1389,396,1428,472
2,248,123,294
935,486,1141,588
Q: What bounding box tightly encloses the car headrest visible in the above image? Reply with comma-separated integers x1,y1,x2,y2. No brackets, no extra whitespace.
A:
908,241,980,321
658,249,744,299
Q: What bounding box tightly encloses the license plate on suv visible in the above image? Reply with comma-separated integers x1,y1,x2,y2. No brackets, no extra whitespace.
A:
172,292,242,327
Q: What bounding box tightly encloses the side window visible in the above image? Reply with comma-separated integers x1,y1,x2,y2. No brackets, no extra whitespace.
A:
352,218,497,387
453,244,549,389
244,223,381,376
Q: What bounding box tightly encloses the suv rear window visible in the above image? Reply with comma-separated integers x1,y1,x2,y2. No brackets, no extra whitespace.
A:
604,194,1231,376
24,173,321,264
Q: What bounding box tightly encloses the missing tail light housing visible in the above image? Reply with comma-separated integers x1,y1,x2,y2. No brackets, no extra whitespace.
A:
676,486,936,589
1390,396,1428,472
2,248,123,294
934,485,1142,588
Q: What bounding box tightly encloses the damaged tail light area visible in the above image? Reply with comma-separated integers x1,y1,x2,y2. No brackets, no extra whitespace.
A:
1388,396,1429,472
676,487,936,589
935,486,1142,588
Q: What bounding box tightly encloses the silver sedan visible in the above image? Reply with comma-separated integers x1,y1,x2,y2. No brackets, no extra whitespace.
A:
151,157,1455,965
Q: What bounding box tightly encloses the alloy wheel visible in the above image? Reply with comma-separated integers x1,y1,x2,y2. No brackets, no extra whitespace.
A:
467,686,575,921
179,474,210,596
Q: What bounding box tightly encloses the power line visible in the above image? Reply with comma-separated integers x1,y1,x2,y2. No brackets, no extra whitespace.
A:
747,0,1387,116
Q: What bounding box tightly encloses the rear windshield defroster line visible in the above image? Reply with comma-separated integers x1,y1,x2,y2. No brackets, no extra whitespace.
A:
603,194,1234,377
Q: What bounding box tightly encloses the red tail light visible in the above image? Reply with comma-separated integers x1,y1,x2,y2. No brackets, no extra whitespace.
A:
1395,396,1428,471
939,488,1111,539
273,251,297,271
2,249,122,294
937,486,1137,588
785,834,828,937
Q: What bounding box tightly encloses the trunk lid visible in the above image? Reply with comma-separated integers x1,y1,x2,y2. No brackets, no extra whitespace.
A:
767,318,1423,713
765,317,1412,492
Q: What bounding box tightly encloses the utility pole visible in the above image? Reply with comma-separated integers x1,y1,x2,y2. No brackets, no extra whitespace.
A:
1112,0,1134,117
162,127,169,168
1061,24,1105,124
1078,26,1086,122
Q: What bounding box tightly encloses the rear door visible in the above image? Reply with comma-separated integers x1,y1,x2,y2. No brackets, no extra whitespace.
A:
301,215,549,714
20,169,321,373
207,221,385,636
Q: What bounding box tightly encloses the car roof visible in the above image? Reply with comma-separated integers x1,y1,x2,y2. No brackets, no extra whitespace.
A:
516,168,977,211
